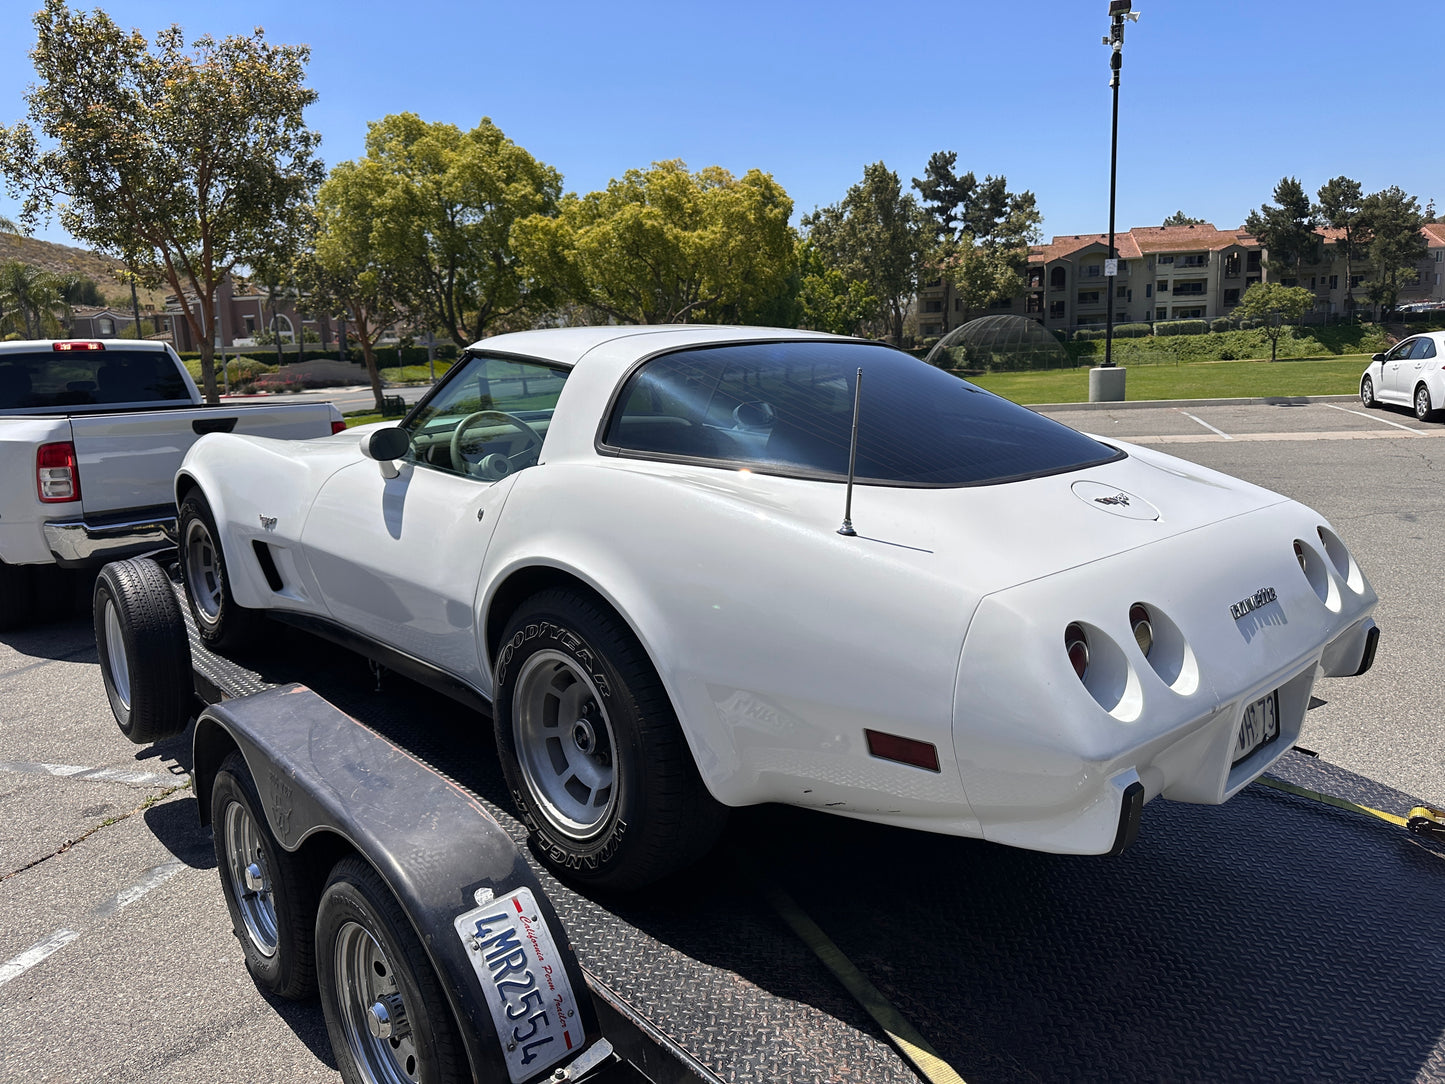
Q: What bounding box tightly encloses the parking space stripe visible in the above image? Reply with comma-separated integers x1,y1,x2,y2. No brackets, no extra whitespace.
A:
92,861,186,920
1136,428,1445,445
0,760,177,787
0,929,80,988
1322,403,1426,434
1176,410,1233,439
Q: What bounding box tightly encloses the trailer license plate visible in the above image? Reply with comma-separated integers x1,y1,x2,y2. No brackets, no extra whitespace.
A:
1233,690,1280,765
455,888,582,1083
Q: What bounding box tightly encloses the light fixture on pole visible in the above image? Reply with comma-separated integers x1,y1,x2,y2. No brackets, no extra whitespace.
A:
1090,0,1139,402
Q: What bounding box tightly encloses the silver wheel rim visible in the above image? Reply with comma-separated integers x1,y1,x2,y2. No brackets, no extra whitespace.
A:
1418,388,1430,419
334,920,419,1084
1362,378,1372,405
513,649,618,839
102,597,131,711
222,799,279,956
184,517,223,625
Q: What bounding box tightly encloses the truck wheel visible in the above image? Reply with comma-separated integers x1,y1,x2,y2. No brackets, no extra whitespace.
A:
179,491,262,652
0,558,36,632
212,750,318,1000
93,559,193,744
317,857,464,1084
493,588,727,890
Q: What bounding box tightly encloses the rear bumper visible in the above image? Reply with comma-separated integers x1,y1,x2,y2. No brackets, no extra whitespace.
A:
42,504,176,568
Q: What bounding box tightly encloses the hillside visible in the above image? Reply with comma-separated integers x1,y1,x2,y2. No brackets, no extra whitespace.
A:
0,231,168,308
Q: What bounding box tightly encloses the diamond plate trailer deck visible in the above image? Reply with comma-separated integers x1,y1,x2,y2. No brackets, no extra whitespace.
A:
176,578,1445,1084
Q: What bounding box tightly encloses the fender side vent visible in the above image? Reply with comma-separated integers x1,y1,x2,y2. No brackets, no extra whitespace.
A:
251,540,284,592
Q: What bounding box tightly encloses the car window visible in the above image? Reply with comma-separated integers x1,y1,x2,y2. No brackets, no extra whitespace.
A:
0,347,191,410
402,353,569,481
1414,338,1437,359
601,340,1122,487
1387,339,1417,361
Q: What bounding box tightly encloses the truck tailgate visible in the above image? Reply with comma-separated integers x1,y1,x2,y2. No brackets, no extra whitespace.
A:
70,403,338,514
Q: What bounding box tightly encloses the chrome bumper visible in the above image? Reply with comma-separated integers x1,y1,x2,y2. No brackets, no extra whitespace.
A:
43,506,177,568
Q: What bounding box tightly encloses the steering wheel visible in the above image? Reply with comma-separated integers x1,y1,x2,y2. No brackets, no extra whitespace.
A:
449,410,544,480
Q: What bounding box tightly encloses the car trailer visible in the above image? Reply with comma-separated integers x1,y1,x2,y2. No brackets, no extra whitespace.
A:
93,556,1445,1083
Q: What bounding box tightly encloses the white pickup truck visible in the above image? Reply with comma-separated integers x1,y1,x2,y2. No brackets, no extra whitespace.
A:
0,338,344,629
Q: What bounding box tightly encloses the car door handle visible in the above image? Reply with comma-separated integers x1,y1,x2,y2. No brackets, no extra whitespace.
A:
193,417,239,435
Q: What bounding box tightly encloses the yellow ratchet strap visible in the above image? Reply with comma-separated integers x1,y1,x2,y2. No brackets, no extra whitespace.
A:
1255,776,1408,827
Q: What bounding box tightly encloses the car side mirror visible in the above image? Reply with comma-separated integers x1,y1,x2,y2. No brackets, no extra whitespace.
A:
359,426,410,479
1371,353,1385,362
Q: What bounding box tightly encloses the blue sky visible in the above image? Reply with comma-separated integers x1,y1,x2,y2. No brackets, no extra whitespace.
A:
1,0,1438,250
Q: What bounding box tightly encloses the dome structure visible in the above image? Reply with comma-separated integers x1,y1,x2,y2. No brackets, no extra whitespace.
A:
923,315,1068,372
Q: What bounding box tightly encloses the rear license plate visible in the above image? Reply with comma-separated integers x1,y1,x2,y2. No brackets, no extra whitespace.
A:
1233,690,1280,765
455,887,582,1083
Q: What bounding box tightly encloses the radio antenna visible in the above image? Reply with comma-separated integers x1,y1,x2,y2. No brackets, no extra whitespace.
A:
837,367,863,537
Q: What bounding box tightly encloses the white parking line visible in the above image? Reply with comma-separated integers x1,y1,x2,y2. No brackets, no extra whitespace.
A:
1322,403,1425,435
0,929,80,988
0,760,176,787
1177,410,1233,439
93,861,186,919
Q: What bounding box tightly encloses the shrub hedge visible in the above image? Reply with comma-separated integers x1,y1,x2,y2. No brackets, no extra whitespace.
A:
1152,319,1209,337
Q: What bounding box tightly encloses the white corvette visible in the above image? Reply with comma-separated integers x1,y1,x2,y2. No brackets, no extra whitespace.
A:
172,325,1380,889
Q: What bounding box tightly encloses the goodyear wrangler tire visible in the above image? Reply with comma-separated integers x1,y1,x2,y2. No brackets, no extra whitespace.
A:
179,491,263,652
493,588,727,890
93,558,192,744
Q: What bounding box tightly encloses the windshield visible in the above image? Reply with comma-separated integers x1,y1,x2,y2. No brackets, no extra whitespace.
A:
0,347,191,410
601,340,1122,486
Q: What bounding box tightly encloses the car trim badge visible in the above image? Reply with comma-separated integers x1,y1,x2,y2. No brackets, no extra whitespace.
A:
1230,586,1277,621
1070,480,1160,521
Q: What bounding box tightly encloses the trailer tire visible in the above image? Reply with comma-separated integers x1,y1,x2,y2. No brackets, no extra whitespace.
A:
317,856,464,1084
494,588,727,891
212,751,318,1000
93,559,193,744
179,491,263,652
0,558,36,632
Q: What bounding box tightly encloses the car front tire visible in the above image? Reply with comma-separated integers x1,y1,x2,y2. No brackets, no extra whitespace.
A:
1360,375,1377,408
93,558,192,744
493,588,727,890
179,491,263,652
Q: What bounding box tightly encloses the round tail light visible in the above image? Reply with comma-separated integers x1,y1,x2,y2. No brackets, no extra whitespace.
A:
1064,622,1089,680
1129,604,1153,657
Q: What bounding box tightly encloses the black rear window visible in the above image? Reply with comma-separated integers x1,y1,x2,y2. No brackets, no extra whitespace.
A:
0,348,191,410
601,340,1121,486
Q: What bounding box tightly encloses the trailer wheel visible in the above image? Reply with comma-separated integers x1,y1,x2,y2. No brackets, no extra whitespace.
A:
493,588,727,890
212,751,318,1000
317,857,464,1084
0,558,36,632
93,559,192,744
179,491,263,652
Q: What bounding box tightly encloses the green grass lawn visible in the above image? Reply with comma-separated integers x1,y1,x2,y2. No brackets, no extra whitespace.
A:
969,354,1371,404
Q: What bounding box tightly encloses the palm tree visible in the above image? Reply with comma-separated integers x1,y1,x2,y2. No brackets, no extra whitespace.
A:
0,260,70,339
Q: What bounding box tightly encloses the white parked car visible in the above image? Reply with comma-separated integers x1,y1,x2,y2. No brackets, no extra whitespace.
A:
160,326,1380,889
1359,330,1445,421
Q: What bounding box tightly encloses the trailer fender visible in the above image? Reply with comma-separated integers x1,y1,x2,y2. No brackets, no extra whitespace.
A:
192,683,604,1083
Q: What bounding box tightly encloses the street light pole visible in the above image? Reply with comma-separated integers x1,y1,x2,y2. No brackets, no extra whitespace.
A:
1090,0,1138,402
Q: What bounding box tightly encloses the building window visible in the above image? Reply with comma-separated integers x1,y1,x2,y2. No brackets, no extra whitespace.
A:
1157,280,1168,294
1329,275,1338,289
1050,300,1065,317
1175,307,1204,319
1350,274,1364,288
1173,281,1206,296
1028,268,1044,288
1078,291,1101,304
1027,295,1043,313
1050,268,1066,291
1223,253,1241,277
1280,277,1297,287
1178,254,1207,268
1156,307,1167,319
1116,285,1127,299
1084,264,1102,277
1247,251,1261,273
924,300,942,313
97,317,114,336
1224,288,1240,305
988,297,1013,310
1157,255,1174,265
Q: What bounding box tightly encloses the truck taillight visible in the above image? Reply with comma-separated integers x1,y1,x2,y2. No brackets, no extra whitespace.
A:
331,420,347,435
52,341,105,351
37,442,80,502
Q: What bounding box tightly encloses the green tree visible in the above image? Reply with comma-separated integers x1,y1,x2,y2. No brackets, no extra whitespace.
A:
795,239,876,336
804,162,927,344
0,260,69,338
1161,211,1206,226
1316,176,1365,312
0,1,322,402
1358,185,1428,318
515,159,796,326
359,114,560,347
1234,282,1314,360
1245,177,1319,283
300,159,408,411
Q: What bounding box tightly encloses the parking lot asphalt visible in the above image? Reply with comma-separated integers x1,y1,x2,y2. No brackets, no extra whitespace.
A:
2,395,1442,1083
